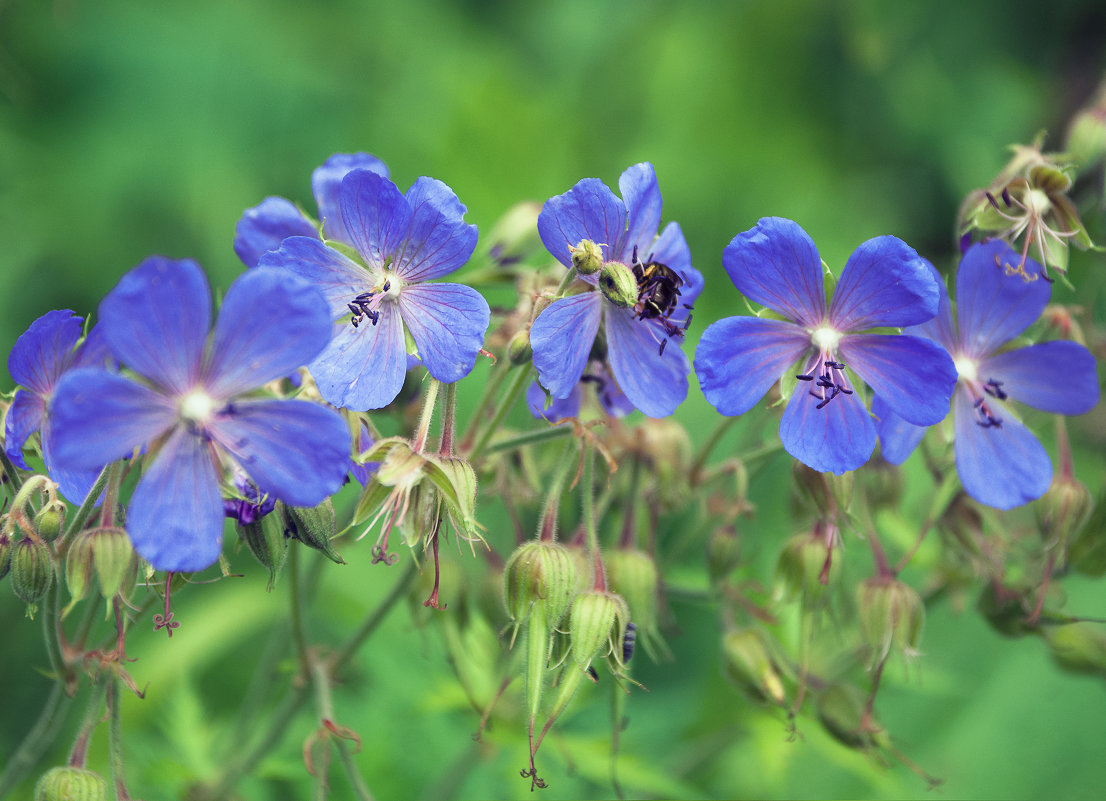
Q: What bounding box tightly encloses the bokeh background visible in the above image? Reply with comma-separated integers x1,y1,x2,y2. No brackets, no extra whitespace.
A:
3,0,1106,799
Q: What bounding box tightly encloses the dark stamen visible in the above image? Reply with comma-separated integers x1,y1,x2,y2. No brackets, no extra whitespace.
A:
983,378,1008,401
658,338,668,357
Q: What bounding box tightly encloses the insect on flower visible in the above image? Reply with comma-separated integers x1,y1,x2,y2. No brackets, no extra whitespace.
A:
630,246,693,356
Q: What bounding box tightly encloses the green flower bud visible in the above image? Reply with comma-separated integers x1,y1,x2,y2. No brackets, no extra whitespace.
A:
34,502,65,543
722,628,786,705
1045,622,1106,676
64,531,97,612
606,548,665,659
0,534,12,581
507,327,533,366
1068,496,1106,577
91,526,137,600
568,590,630,667
598,261,638,308
816,683,880,749
792,462,853,516
568,239,604,276
1066,106,1106,167
775,524,840,608
856,577,925,664
503,541,577,629
1038,473,1093,552
238,513,288,590
283,498,344,564
707,525,742,584
11,536,53,612
34,766,108,801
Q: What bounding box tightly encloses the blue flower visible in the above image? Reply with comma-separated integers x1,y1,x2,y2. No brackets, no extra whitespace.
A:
234,152,389,267
527,361,634,422
50,257,352,572
874,241,1099,509
4,310,113,503
259,169,490,410
695,217,957,475
223,470,277,526
530,163,703,419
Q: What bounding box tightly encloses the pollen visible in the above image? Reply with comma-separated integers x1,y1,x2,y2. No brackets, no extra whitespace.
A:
180,389,217,424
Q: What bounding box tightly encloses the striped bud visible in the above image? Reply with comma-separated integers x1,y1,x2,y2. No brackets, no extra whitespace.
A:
569,239,604,276
856,577,924,664
503,541,577,629
11,536,53,612
722,628,786,705
34,766,108,801
568,590,630,667
598,261,637,308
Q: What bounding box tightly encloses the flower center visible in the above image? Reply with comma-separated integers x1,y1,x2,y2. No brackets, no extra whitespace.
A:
348,272,403,328
1025,187,1052,218
954,356,978,383
180,389,216,424
810,326,841,352
795,359,853,409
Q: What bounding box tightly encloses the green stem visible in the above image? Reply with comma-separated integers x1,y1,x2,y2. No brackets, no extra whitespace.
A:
107,678,132,801
67,679,107,768
582,443,599,559
0,446,25,494
61,463,114,543
0,682,74,796
335,739,375,801
482,424,572,456
468,364,533,463
689,416,740,485
412,378,441,454
440,382,458,456
459,357,510,451
290,546,309,677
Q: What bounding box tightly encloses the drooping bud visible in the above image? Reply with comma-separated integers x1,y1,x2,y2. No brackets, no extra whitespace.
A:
775,522,840,609
11,536,53,613
706,525,742,584
1068,496,1106,577
598,261,638,308
1038,474,1093,551
856,577,925,664
65,527,138,616
1044,622,1106,676
816,683,880,749
0,534,12,581
64,532,96,612
237,513,289,590
283,499,344,564
502,540,577,630
507,327,533,366
1066,105,1106,167
568,590,631,668
793,463,853,516
34,502,65,543
721,628,787,705
568,239,605,276
606,548,665,660
34,766,108,801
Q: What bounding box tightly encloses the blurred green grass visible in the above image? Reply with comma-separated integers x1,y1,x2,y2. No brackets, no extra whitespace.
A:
2,0,1106,799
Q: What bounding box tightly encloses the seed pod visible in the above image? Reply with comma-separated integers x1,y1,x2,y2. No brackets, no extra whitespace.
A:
722,628,786,705
597,261,637,308
34,766,108,801
238,514,289,590
11,536,53,610
502,540,577,630
568,590,630,667
775,525,839,609
507,328,533,366
856,577,925,664
606,548,663,659
1045,622,1106,676
816,683,876,749
283,498,344,564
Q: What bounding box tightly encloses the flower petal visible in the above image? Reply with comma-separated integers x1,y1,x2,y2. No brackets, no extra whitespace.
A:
837,334,956,426
872,394,927,466
127,426,224,572
527,380,581,422
204,268,334,398
50,368,177,470
233,197,319,268
99,257,211,395
953,390,1051,510
981,340,1099,415
312,152,389,244
4,389,45,469
695,316,810,416
210,399,350,507
956,241,1050,358
829,237,938,330
722,217,826,328
8,309,83,394
531,293,603,399
309,308,407,411
606,306,689,418
538,178,628,271
339,170,411,271
259,236,370,318
397,283,489,383
779,357,875,474
392,177,478,282
904,261,956,349
617,163,662,260
41,420,103,506
72,324,115,370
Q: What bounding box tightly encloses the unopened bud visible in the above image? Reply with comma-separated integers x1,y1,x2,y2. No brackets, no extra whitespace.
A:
856,577,925,664
283,498,343,564
1066,106,1106,167
64,532,97,611
34,503,65,543
793,463,853,515
1045,622,1106,676
90,527,137,600
11,536,53,611
568,239,604,276
707,525,742,584
775,525,840,608
0,534,11,581
568,590,630,667
34,766,108,801
816,684,878,749
503,541,577,628
1038,474,1093,550
606,548,661,658
238,513,288,590
598,261,638,308
507,328,533,365
722,628,786,705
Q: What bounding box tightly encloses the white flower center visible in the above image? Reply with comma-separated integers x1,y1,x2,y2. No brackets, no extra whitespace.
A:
954,356,978,383
380,271,403,301
1026,188,1052,217
180,389,217,424
810,326,841,352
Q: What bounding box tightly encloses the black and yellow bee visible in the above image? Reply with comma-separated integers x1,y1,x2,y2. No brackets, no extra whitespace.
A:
630,246,693,355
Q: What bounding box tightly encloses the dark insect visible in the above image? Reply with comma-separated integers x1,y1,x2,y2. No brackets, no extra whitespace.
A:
630,246,694,355
622,621,637,664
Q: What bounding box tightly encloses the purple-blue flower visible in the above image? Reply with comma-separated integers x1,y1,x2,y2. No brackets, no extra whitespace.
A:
234,152,389,267
50,257,352,572
874,241,1099,509
526,361,634,422
695,217,957,475
4,310,113,503
530,163,703,419
259,169,490,411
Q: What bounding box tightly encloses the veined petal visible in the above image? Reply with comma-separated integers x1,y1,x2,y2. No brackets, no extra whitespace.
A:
904,261,956,350
956,241,1049,358
981,341,1099,415
531,293,603,399
606,306,689,418
259,236,371,318
829,237,938,330
127,426,224,572
233,197,319,268
209,399,350,508
4,389,45,469
779,357,875,474
538,178,628,270
695,316,810,417
72,324,115,371
838,334,956,426
41,420,103,506
8,309,83,394
312,152,389,244
591,363,635,418
527,380,581,422
205,268,334,398
397,283,489,383
650,222,703,308
99,257,211,395
339,170,411,271
722,217,826,328
309,307,407,411
953,390,1051,510
617,163,662,261
50,368,177,470
393,177,478,282
872,394,928,466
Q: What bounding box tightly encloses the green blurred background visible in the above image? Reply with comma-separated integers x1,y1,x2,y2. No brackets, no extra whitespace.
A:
3,0,1106,799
